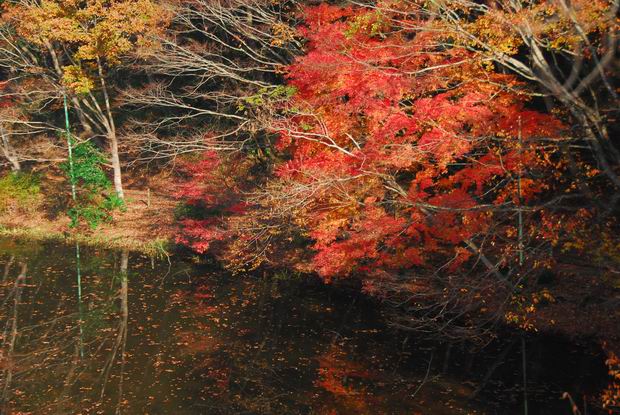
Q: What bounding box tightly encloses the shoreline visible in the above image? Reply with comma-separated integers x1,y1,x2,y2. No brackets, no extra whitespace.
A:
0,224,173,256
0,186,178,256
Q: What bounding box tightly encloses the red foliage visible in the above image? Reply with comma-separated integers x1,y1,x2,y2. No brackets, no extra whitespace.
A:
173,3,620,338
271,4,564,283
175,5,595,321
174,151,244,254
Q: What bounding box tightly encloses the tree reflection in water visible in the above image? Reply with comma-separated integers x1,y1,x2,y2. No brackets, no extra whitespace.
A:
0,238,611,414
0,242,134,413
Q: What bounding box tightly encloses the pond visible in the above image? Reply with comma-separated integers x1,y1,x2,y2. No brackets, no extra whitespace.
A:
0,237,610,414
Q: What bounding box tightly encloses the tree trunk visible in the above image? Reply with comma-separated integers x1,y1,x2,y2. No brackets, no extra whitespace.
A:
96,59,124,200
0,127,21,172
109,131,124,200
4,151,20,172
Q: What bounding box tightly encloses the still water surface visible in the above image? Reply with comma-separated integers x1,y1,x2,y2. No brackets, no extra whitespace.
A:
0,238,608,414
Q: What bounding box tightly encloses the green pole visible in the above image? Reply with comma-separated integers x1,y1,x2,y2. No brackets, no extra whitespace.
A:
63,94,77,203
63,93,84,359
75,240,83,359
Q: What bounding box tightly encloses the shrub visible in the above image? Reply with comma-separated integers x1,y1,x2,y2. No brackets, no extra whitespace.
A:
0,172,41,214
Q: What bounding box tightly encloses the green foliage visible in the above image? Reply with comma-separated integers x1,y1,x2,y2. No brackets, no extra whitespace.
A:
61,136,124,229
238,85,297,111
68,139,111,189
0,172,41,213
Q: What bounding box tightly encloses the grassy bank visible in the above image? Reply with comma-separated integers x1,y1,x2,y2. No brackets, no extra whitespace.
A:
0,172,179,256
0,224,172,256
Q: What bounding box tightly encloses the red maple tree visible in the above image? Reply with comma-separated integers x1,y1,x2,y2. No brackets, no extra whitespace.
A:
176,2,615,335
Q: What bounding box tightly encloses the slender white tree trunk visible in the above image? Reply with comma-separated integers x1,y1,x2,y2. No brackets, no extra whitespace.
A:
96,59,124,200
109,130,124,199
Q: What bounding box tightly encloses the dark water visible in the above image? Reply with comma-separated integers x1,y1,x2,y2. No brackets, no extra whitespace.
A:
0,237,610,414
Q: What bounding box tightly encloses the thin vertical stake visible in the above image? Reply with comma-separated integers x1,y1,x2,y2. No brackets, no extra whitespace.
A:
76,241,84,359
64,93,84,359
63,94,77,203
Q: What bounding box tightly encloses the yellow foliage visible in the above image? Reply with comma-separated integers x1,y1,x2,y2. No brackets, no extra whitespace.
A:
271,22,296,47
506,289,555,332
3,0,170,93
456,0,615,58
62,65,95,94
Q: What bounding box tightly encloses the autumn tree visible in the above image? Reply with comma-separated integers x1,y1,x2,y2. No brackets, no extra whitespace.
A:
274,3,573,334
375,0,620,205
0,0,169,198
174,2,620,337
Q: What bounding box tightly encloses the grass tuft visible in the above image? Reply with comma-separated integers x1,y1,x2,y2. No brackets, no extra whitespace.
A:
0,172,42,213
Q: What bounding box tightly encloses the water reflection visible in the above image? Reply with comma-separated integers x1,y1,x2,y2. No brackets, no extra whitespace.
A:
99,249,129,414
0,238,610,414
1,258,26,413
